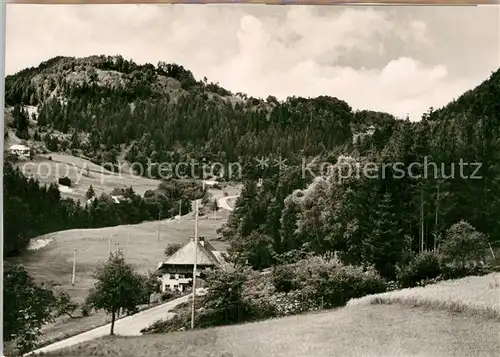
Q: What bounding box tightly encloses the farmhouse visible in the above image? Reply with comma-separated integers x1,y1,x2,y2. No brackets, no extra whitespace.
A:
157,237,226,292
9,144,31,159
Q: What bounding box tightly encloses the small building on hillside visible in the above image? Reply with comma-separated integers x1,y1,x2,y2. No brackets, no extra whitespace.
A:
352,125,376,145
157,237,226,292
111,195,125,204
9,144,31,159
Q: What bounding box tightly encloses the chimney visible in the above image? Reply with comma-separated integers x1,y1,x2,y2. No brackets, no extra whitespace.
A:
199,236,205,246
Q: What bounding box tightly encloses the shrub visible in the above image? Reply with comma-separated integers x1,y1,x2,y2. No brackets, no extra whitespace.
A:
272,265,298,293
204,268,255,326
440,264,489,280
81,304,91,317
164,243,182,258
160,290,179,302
143,259,388,335
54,291,77,318
396,251,442,288
311,264,387,308
439,221,489,270
256,258,387,315
58,176,71,187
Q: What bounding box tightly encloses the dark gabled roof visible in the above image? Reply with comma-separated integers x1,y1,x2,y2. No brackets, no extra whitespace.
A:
160,238,222,267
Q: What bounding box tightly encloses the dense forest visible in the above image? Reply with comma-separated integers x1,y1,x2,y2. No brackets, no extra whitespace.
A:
221,69,500,279
4,55,500,279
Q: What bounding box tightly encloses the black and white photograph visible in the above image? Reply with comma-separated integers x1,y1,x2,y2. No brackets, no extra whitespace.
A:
2,3,500,357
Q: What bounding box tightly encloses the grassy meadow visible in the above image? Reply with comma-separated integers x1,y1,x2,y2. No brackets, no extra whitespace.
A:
348,272,500,319
38,303,500,357
33,272,500,357
19,212,231,304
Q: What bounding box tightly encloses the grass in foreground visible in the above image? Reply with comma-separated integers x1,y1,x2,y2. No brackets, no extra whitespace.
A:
348,272,500,319
38,303,500,357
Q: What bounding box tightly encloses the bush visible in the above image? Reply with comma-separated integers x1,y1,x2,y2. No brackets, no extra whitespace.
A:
160,290,181,302
310,264,387,309
58,176,71,187
440,264,489,280
272,265,298,293
164,243,182,258
81,305,90,317
439,221,489,270
253,258,387,316
54,291,77,318
256,258,388,315
396,251,442,288
143,259,388,334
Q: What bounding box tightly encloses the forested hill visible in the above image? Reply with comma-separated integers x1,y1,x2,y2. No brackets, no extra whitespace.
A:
426,69,500,122
5,55,401,177
6,56,499,178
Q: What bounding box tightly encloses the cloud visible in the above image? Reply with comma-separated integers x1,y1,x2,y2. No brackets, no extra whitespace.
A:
5,4,499,120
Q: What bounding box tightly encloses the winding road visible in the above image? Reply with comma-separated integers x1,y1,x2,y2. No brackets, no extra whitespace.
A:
217,195,239,212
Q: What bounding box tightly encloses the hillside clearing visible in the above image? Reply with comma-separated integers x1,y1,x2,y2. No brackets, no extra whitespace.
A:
38,303,500,357
15,153,161,202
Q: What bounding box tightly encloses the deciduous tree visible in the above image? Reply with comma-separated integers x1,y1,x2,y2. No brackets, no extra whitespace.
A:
85,251,145,335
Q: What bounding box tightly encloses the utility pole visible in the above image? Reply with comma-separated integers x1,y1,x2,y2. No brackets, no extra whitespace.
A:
434,182,440,252
420,185,424,253
488,243,496,260
178,199,182,223
71,248,76,286
157,207,161,243
191,200,199,329
127,226,130,256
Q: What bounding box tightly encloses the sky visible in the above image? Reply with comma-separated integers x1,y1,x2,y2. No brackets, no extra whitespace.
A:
5,4,500,120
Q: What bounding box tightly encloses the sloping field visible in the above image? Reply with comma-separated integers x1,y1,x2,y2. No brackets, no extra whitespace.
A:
15,153,161,202
348,272,500,319
19,214,230,304
39,302,500,357
35,272,500,357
